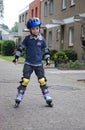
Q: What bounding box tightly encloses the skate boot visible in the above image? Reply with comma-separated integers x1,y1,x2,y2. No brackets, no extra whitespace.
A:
44,89,53,107
15,90,24,108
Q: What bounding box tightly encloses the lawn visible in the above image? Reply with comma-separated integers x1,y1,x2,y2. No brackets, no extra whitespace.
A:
0,55,24,63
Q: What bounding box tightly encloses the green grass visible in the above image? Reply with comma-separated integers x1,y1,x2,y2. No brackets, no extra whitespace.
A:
0,55,24,63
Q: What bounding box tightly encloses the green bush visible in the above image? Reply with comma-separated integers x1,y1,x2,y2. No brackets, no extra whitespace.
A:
1,40,15,56
64,50,77,62
50,49,57,60
0,40,4,54
52,50,68,67
53,50,68,61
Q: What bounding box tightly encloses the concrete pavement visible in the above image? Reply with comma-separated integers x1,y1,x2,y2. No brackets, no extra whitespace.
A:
0,58,85,130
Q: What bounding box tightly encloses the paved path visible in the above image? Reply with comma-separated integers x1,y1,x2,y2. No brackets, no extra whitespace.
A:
0,59,85,130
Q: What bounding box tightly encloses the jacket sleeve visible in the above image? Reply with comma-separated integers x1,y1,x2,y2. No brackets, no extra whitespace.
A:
44,47,50,60
15,37,26,58
42,38,50,60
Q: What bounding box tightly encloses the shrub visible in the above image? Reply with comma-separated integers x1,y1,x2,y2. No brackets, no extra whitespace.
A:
64,50,77,62
50,49,57,60
1,40,15,56
53,50,68,62
0,40,4,54
58,60,85,70
52,50,68,67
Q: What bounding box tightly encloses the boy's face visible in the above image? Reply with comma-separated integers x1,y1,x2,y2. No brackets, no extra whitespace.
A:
30,26,40,36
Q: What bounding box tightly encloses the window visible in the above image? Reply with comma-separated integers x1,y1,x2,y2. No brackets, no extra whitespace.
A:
81,26,84,38
31,9,34,17
19,16,21,23
22,14,24,22
49,0,54,15
0,31,2,40
48,31,52,47
35,7,38,17
44,2,48,16
62,0,66,9
25,12,28,24
70,0,75,6
69,27,74,46
56,29,60,41
81,25,85,47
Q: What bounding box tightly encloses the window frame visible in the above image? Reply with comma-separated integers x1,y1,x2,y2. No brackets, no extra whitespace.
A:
19,15,21,23
35,7,38,17
62,0,67,10
48,31,52,47
70,0,75,6
81,25,85,39
69,27,74,46
49,0,54,15
44,2,48,17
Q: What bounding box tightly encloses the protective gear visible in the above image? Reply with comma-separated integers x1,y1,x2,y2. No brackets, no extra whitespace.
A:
44,52,50,60
40,86,53,107
43,48,50,65
13,44,25,64
46,57,50,66
27,17,42,29
38,77,46,86
21,77,29,86
16,90,24,103
13,55,19,63
43,89,52,101
17,45,24,53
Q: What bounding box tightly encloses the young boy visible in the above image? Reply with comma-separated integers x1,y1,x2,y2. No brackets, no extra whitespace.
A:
13,17,53,107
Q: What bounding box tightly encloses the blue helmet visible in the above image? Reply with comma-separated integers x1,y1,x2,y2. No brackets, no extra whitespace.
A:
27,17,42,29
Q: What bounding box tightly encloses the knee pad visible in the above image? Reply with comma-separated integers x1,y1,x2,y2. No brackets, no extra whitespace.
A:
38,77,46,86
21,77,29,86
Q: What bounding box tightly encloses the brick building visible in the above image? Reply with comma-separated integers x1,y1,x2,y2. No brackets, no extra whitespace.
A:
41,0,85,61
29,0,41,19
18,0,85,61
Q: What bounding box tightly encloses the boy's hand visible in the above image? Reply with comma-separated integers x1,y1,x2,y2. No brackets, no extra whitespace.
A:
13,58,18,64
13,56,19,64
46,58,50,66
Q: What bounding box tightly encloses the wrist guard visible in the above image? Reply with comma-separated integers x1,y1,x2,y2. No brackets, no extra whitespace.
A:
13,55,19,63
46,57,50,65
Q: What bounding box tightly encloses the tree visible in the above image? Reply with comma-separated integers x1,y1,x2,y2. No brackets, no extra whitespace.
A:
2,24,9,30
10,22,18,32
0,0,4,17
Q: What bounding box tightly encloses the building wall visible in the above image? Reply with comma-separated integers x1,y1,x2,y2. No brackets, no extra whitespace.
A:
60,0,85,60
18,0,85,60
29,0,40,18
60,0,85,19
18,7,29,44
41,0,62,51
41,0,85,60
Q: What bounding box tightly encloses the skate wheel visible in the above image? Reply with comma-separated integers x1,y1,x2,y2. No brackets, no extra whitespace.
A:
48,102,53,107
14,103,19,108
14,100,20,108
47,101,53,107
46,100,53,107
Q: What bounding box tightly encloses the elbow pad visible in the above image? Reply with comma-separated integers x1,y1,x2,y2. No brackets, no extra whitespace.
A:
16,45,25,57
17,45,24,53
44,48,50,60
